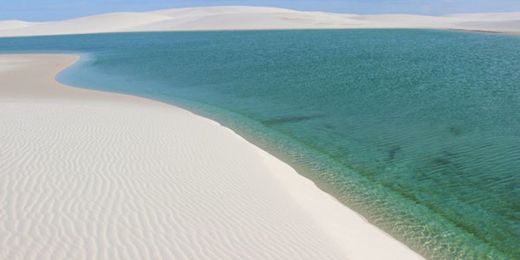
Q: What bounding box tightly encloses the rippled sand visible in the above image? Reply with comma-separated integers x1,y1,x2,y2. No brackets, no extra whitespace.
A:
0,54,422,259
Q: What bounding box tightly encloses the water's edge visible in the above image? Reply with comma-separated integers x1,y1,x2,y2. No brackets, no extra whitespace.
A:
53,52,509,259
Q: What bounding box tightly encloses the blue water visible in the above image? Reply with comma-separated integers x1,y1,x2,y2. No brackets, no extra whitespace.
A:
1,29,519,259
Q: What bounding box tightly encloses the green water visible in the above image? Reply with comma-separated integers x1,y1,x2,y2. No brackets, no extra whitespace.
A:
1,29,519,259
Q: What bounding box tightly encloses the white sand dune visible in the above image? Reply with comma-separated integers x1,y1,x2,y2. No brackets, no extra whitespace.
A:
0,6,518,37
152,6,299,17
0,20,35,31
0,54,423,259
453,20,520,33
0,13,172,37
448,12,520,21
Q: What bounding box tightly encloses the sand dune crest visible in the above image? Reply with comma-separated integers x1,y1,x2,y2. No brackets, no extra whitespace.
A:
0,6,518,37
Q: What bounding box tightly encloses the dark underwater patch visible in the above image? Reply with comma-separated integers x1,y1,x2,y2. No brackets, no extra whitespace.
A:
262,114,323,126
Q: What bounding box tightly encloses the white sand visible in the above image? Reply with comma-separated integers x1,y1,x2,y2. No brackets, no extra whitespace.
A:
0,6,518,37
0,54,423,259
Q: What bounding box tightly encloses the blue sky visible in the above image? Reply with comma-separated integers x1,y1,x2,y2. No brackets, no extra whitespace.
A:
2,0,519,21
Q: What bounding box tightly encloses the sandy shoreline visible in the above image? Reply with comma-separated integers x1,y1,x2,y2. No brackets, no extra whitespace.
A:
0,54,423,259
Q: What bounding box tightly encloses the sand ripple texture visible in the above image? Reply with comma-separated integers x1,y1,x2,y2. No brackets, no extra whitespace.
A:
0,100,352,260
0,54,422,260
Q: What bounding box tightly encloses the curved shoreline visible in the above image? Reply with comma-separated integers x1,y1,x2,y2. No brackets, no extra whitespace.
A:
0,54,422,259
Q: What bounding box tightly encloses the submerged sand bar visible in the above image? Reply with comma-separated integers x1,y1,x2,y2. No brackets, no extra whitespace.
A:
0,54,423,259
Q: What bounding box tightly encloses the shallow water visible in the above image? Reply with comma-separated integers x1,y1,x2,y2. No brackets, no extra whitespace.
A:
1,29,519,259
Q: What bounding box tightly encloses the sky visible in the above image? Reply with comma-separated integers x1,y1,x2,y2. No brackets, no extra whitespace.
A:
1,0,519,21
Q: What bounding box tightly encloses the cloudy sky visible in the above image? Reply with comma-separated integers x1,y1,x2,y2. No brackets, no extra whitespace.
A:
1,0,519,21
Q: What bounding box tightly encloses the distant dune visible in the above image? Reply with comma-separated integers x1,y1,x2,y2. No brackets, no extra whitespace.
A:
0,20,34,31
0,6,518,37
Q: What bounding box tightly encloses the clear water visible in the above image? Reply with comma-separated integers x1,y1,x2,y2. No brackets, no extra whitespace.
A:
1,29,519,259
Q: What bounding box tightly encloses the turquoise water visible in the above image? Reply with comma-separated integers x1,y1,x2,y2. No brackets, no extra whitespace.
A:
1,29,519,259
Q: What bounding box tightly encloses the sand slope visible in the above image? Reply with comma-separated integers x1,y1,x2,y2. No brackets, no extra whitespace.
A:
0,20,35,31
0,55,423,259
0,13,171,37
0,6,518,37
